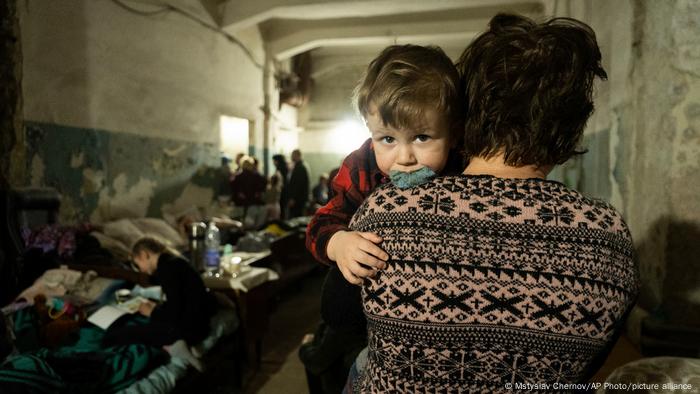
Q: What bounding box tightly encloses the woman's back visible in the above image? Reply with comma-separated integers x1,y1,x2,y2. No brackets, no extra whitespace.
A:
350,175,638,392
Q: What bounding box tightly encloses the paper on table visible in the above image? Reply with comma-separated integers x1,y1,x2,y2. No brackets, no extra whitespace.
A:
118,296,149,313
88,305,128,330
88,296,148,329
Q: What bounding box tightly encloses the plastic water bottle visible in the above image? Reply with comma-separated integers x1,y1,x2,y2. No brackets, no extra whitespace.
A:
204,222,221,275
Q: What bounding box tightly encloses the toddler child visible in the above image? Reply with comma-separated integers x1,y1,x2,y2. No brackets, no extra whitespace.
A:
306,44,465,284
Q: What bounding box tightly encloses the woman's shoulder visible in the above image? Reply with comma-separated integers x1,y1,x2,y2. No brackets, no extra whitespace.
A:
357,175,632,238
536,181,632,238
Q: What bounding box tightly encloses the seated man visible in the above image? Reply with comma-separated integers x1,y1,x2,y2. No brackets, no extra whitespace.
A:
349,13,639,392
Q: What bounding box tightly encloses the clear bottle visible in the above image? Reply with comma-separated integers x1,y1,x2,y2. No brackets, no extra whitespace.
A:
204,221,221,275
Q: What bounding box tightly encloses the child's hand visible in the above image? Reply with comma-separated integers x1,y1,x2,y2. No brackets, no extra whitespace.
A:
302,333,314,345
327,231,389,285
138,300,156,317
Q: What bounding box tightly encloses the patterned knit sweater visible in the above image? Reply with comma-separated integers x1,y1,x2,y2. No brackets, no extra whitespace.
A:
349,175,638,393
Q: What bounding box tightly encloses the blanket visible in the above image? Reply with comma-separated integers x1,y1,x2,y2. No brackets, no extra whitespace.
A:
0,308,168,394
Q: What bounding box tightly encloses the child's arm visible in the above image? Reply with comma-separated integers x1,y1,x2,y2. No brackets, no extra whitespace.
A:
305,139,388,284
327,230,388,285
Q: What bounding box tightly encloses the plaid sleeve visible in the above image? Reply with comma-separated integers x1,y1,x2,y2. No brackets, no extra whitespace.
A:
305,139,377,265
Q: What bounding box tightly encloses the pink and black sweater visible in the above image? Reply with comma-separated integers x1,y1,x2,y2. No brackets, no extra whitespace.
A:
350,175,639,393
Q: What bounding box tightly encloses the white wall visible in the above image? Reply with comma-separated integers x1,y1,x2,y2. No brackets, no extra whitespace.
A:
18,0,276,222
20,0,265,144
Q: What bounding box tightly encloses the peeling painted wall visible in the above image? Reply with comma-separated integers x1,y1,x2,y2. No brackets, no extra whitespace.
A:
25,121,220,223
19,0,268,222
571,0,700,329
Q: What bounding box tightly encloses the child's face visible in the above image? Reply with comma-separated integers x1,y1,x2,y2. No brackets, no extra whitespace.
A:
367,107,452,175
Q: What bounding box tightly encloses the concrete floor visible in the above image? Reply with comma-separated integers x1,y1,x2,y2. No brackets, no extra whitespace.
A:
591,335,643,383
234,268,642,392
244,270,324,393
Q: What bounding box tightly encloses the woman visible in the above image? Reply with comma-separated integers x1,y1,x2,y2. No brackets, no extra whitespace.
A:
264,172,283,222
272,154,290,219
104,237,215,371
349,13,639,392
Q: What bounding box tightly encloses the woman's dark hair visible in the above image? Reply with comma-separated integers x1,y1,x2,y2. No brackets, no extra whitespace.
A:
456,13,607,167
272,154,288,175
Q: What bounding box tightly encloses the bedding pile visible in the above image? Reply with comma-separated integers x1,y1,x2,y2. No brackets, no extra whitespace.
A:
0,307,168,394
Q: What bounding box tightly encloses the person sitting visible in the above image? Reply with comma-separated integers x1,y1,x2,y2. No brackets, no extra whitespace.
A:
103,237,215,371
311,173,330,208
348,13,639,392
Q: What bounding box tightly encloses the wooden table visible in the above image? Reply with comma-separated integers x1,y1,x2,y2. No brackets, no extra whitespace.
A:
201,252,278,370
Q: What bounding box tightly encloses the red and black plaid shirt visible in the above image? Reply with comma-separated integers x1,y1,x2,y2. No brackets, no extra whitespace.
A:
305,138,464,265
305,138,385,264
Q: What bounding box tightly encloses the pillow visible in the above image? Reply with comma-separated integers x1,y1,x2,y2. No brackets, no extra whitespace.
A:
102,219,144,249
89,231,130,262
132,218,185,247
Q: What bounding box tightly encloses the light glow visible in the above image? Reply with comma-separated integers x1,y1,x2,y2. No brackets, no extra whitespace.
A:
220,116,250,157
325,119,369,154
276,129,300,155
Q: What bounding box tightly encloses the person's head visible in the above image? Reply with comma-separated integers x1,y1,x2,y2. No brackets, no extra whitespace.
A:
131,237,168,275
291,149,302,163
456,13,607,168
272,154,287,171
355,44,463,175
234,153,245,166
240,155,255,172
318,173,328,185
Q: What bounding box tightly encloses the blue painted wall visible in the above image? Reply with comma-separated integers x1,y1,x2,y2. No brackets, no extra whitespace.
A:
25,121,220,222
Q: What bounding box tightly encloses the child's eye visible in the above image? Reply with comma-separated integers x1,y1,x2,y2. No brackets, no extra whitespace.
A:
415,134,431,142
381,136,396,144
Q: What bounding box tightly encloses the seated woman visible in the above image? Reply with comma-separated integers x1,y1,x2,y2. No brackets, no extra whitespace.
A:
103,237,215,371
349,13,639,392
